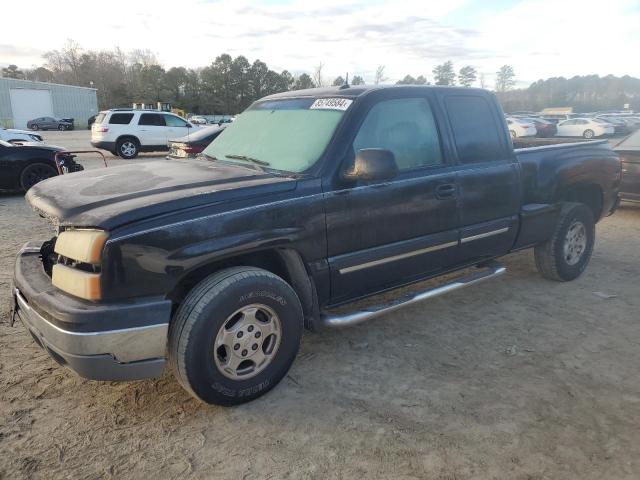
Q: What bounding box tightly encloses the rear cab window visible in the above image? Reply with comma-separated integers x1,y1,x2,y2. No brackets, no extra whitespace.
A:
109,113,134,125
445,95,509,164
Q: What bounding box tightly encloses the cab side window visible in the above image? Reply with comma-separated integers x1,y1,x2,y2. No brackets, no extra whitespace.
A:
353,98,443,171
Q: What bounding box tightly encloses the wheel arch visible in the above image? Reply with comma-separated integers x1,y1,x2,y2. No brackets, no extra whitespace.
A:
556,182,603,221
116,135,140,146
167,248,320,330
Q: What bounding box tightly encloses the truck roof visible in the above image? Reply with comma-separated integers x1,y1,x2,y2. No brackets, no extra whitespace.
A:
262,84,490,101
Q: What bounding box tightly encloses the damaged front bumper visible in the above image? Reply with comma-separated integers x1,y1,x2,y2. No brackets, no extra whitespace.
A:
12,242,172,381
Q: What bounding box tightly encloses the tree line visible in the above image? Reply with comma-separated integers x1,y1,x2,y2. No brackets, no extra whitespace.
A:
497,75,640,113
3,41,639,113
1,42,517,114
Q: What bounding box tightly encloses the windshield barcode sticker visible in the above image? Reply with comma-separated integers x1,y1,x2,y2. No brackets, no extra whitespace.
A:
310,98,353,111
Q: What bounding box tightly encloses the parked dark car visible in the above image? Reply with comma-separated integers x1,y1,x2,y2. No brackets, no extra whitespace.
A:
614,130,640,202
27,117,74,131
522,117,558,137
87,115,96,130
13,85,620,406
0,140,83,192
167,125,225,159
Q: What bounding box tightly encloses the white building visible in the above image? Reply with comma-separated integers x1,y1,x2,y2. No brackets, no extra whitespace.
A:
0,78,98,129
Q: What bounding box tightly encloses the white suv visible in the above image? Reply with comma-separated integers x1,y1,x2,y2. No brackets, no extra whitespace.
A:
91,109,196,159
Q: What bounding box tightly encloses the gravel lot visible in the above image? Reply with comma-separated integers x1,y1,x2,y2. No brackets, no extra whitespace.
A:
1,131,639,479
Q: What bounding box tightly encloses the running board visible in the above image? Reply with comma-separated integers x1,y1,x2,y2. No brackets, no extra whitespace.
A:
320,262,506,328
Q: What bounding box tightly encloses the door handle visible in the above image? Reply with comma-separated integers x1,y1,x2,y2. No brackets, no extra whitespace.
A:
435,183,456,199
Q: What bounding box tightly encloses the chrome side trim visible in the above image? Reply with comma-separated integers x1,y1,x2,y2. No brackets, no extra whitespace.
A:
15,289,168,363
460,227,509,244
338,240,458,274
322,262,506,328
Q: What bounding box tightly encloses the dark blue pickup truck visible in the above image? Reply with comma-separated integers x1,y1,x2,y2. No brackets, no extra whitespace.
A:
12,85,620,405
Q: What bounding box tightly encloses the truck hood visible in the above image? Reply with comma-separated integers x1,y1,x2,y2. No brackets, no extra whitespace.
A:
26,159,297,230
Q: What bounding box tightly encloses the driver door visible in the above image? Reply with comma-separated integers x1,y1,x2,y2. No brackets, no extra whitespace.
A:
323,95,460,304
164,114,191,142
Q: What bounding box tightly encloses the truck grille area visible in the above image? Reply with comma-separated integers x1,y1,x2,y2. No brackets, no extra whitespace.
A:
39,236,101,278
40,237,57,277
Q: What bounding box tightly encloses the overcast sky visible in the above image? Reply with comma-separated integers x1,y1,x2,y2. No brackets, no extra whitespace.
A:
1,0,638,87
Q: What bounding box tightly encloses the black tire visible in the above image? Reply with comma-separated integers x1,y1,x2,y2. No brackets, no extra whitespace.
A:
31,124,39,131
169,267,303,406
534,203,595,282
510,130,517,139
117,137,139,159
20,162,57,191
583,129,595,139
58,124,65,131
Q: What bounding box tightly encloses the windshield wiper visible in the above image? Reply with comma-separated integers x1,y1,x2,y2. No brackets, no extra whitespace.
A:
225,154,270,166
202,153,218,162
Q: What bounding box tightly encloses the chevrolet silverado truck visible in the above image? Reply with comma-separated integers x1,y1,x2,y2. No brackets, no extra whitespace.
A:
11,86,620,406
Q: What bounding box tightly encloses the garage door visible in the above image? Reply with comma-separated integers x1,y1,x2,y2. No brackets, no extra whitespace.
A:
10,88,53,129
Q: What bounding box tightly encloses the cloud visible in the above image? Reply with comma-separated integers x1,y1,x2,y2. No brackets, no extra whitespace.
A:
1,0,639,87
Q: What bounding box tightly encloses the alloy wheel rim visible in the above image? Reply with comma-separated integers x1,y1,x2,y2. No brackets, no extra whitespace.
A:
563,220,587,265
213,304,282,380
121,142,136,156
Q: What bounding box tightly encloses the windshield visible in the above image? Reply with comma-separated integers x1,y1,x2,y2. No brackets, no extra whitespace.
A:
0,140,13,147
203,97,350,172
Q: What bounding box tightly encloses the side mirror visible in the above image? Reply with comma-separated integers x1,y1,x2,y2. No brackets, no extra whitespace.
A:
186,123,192,128
343,148,398,183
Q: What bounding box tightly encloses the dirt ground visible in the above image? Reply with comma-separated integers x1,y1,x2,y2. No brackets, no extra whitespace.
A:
1,131,639,479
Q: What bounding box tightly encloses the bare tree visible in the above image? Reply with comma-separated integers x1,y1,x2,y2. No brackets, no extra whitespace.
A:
479,73,487,89
313,62,324,88
374,66,387,85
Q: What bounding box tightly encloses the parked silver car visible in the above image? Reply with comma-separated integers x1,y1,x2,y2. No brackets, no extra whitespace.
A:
27,117,74,131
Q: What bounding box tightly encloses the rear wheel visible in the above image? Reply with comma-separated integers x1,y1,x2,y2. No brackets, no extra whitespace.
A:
20,163,57,191
117,138,139,159
169,267,303,405
31,124,39,131
534,203,595,281
583,129,595,139
510,130,517,139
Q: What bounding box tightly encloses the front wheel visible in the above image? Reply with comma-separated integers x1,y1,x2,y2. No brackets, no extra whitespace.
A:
583,129,595,139
534,203,595,281
58,124,66,131
169,267,303,405
20,163,57,191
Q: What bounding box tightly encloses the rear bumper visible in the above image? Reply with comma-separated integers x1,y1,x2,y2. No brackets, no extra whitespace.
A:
90,140,116,151
12,242,171,381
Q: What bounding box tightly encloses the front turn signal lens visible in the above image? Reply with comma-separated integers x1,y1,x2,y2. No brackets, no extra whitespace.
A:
52,264,101,300
54,229,108,264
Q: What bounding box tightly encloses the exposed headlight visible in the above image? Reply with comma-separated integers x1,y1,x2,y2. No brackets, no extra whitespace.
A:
54,229,108,264
52,264,101,300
